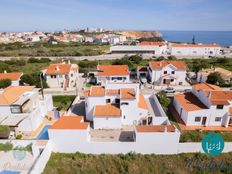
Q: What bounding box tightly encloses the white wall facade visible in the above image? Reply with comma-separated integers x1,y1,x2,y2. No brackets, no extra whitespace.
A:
97,75,130,84
94,117,122,129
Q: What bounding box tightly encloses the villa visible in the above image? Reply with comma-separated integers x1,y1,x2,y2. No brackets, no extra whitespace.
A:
0,86,53,137
169,43,221,57
148,60,187,85
42,61,79,90
83,83,149,128
0,72,23,86
173,83,232,128
96,65,130,84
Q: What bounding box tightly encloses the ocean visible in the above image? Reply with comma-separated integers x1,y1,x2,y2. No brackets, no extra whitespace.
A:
160,31,232,47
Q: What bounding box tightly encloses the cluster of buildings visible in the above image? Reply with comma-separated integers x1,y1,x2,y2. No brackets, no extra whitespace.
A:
0,32,50,43
110,41,222,57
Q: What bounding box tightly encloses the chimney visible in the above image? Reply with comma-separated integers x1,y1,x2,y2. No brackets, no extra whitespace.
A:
55,65,60,71
164,126,167,132
68,60,71,64
4,70,7,74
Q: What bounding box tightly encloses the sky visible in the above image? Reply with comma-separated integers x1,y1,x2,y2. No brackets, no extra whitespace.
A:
0,0,232,32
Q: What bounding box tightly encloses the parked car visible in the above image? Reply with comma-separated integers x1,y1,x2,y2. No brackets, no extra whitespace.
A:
140,76,147,84
163,87,175,93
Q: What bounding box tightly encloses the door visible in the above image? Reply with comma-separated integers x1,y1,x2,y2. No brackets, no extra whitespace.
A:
202,117,207,126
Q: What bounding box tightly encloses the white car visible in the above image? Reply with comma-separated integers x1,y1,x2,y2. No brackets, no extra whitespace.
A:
163,87,175,93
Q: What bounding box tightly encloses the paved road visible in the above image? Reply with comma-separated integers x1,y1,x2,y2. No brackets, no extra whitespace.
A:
0,53,231,61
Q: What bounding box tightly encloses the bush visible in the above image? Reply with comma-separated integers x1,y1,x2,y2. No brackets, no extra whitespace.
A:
16,134,23,139
28,57,40,63
0,62,11,73
128,55,143,64
157,92,171,109
0,79,11,89
206,72,225,86
0,142,13,152
0,125,10,139
20,73,48,88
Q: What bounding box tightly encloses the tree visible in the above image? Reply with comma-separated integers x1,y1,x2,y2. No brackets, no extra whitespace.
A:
20,74,34,86
191,59,209,77
167,56,177,60
128,55,142,64
157,92,171,109
0,125,10,139
0,79,11,89
206,72,224,86
20,73,48,88
0,62,11,73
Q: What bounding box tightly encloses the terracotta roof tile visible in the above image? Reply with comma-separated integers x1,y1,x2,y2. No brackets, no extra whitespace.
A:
136,125,176,133
45,64,78,75
210,91,232,105
149,61,186,70
106,89,120,95
0,86,35,105
93,104,121,117
137,66,147,72
229,108,232,115
97,65,129,76
50,116,89,130
138,94,148,110
140,41,166,46
0,72,23,81
192,83,221,91
120,88,136,100
172,43,220,48
90,86,105,96
174,92,208,111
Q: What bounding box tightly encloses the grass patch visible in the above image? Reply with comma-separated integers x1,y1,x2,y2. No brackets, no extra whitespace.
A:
180,131,232,142
52,95,76,111
85,83,94,87
43,152,232,174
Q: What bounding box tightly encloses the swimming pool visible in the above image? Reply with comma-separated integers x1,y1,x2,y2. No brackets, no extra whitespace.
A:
36,125,50,140
0,170,20,174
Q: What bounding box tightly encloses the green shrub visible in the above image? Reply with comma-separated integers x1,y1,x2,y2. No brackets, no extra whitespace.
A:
0,79,11,89
16,134,23,139
0,142,13,152
0,125,10,139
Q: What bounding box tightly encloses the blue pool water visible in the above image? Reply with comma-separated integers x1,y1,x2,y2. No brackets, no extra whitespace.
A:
36,125,50,140
0,171,20,174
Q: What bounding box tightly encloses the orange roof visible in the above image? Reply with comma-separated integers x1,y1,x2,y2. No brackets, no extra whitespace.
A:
210,91,232,105
138,94,148,110
149,61,186,70
0,72,23,81
120,88,136,100
174,92,208,111
229,108,232,115
192,83,221,91
45,64,73,74
140,41,166,46
172,43,220,48
90,86,105,96
0,86,35,105
97,65,129,76
106,89,120,95
137,66,147,72
50,116,89,130
93,104,121,117
136,125,176,133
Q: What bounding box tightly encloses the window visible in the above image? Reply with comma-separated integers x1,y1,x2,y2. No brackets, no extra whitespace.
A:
193,51,197,54
121,102,129,106
123,115,126,119
215,117,222,122
177,51,181,54
171,79,174,82
10,106,21,114
51,75,57,79
164,71,167,74
71,74,73,77
216,105,224,109
59,75,63,78
195,117,201,122
106,99,111,103
171,71,175,74
115,99,120,104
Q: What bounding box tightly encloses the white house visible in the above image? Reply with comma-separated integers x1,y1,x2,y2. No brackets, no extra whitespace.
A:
83,83,149,129
197,67,232,84
96,65,130,84
148,61,187,85
0,86,53,135
169,43,221,57
110,42,167,55
0,72,23,86
173,83,232,127
43,62,79,90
